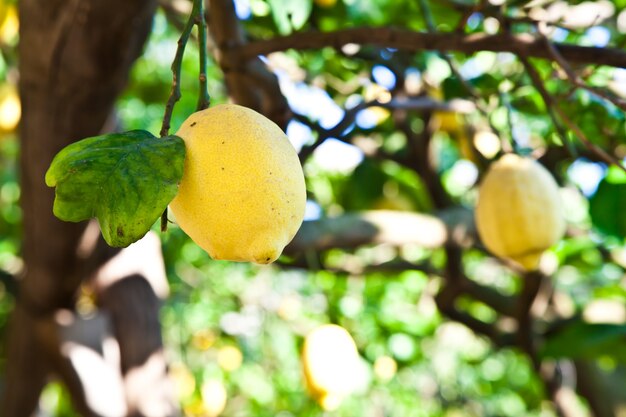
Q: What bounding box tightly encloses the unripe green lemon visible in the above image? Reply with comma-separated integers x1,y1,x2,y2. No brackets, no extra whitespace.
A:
475,154,565,270
170,104,306,264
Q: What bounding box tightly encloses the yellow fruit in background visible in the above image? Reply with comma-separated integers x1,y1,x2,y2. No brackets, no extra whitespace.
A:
217,345,243,371
302,324,361,410
201,379,227,417
373,355,397,382
170,104,306,264
0,4,17,44
432,111,461,134
475,154,565,270
169,362,196,400
0,84,20,132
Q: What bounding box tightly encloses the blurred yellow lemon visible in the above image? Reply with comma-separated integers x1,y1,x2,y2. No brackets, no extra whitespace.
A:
302,324,361,410
475,154,565,270
201,379,227,417
0,84,20,132
217,345,243,372
170,104,306,264
373,355,397,382
0,4,17,44
169,362,196,400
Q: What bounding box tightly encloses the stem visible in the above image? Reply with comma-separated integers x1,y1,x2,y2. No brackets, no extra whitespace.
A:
196,0,210,111
160,0,198,138
416,0,505,147
160,0,210,231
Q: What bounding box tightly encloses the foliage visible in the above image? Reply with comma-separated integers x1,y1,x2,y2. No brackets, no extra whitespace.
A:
3,0,626,416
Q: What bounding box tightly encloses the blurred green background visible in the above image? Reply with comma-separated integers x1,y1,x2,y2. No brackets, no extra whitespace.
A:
4,0,626,415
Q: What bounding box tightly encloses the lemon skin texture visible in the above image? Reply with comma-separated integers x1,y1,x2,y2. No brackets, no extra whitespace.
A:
302,324,360,410
169,104,306,264
475,154,565,270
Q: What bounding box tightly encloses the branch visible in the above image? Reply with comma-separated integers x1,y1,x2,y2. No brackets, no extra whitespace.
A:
516,271,543,370
540,34,626,113
229,29,626,69
283,208,476,256
207,0,290,128
435,276,513,347
518,55,573,155
160,0,206,232
295,97,476,162
195,0,210,110
160,0,204,137
520,56,626,173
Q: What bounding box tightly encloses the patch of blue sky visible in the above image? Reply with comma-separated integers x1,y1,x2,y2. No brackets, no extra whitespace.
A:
615,68,626,82
459,52,496,80
356,108,379,129
313,138,364,173
277,69,345,129
304,200,322,221
234,0,251,20
550,27,569,43
512,124,531,148
372,65,396,90
286,120,313,152
584,26,610,47
567,159,607,196
467,13,483,30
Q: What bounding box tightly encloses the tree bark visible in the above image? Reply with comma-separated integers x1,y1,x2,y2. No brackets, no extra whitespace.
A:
2,1,168,416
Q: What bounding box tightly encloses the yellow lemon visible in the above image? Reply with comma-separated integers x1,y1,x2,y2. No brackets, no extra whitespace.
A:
170,104,306,264
302,324,360,410
201,379,227,417
217,345,243,371
169,362,196,400
373,355,397,382
475,154,565,270
0,84,20,132
0,4,17,44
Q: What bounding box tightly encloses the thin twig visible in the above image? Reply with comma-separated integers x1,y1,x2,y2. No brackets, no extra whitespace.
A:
554,106,626,173
195,0,210,111
519,55,626,172
416,0,506,146
516,271,543,370
160,0,208,232
539,33,626,113
518,55,575,156
160,0,199,137
295,97,476,163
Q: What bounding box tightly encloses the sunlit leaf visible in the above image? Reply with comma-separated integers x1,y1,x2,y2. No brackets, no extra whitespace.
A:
45,130,185,247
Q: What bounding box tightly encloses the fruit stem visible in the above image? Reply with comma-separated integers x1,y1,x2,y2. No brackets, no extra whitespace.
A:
160,0,211,232
196,0,210,111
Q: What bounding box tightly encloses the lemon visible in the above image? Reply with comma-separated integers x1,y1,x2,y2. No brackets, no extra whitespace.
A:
170,104,306,264
201,379,227,417
302,324,361,410
0,83,20,132
475,154,565,270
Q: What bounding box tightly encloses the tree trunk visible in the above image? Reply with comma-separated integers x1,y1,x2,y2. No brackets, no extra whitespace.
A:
2,1,178,416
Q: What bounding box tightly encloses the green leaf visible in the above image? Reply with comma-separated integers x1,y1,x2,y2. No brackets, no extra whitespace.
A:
45,130,185,247
589,177,626,238
540,321,626,363
268,0,312,34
